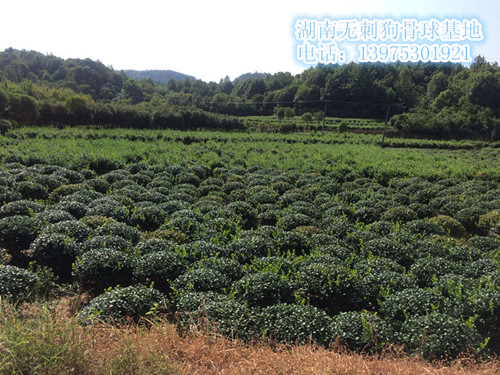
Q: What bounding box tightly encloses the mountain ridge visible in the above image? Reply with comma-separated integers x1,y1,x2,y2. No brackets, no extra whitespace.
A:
123,69,196,84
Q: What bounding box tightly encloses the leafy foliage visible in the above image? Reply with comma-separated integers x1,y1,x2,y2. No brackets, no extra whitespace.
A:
257,304,335,346
78,285,167,324
0,265,38,302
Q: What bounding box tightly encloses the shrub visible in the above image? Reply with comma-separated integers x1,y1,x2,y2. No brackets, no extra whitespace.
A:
199,215,241,244
29,233,78,280
173,268,230,294
130,204,167,231
296,261,360,314
461,259,498,279
409,257,459,288
357,270,414,310
176,291,255,340
233,272,295,308
248,188,278,205
468,235,500,252
180,240,227,261
81,235,132,253
133,251,187,293
366,220,394,236
0,119,13,135
93,221,141,244
158,200,189,215
257,303,334,346
429,215,467,237
332,311,394,352
228,232,277,263
379,288,444,328
35,209,74,224
73,249,134,293
148,177,174,190
15,181,48,200
445,244,482,263
324,218,356,239
435,275,499,331
402,219,445,236
449,288,500,336
42,219,90,242
273,230,312,255
194,257,243,281
176,172,200,187
408,202,437,219
455,205,491,233
287,201,320,219
78,285,167,324
191,199,223,215
271,181,294,195
276,213,314,231
279,191,311,207
0,200,45,218
53,168,84,184
322,205,356,225
59,190,102,206
338,121,348,133
48,183,94,204
221,181,247,194
257,207,280,226
138,190,169,205
308,232,335,247
0,215,43,264
403,237,448,259
0,187,22,205
163,209,203,238
147,229,188,244
225,201,258,228
477,210,500,233
382,206,418,223
245,256,294,275
134,238,177,255
491,222,500,238
399,312,483,359
80,215,116,229
363,238,414,268
166,190,197,204
86,197,130,223
54,200,88,219
86,176,111,193
0,265,38,302
354,206,384,224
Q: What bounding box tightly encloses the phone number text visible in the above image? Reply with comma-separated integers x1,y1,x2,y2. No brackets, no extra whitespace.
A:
358,43,472,63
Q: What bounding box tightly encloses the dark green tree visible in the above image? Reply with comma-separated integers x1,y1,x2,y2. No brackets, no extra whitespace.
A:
65,94,94,125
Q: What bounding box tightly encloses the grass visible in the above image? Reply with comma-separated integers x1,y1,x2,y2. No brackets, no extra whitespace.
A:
2,126,500,180
0,298,499,375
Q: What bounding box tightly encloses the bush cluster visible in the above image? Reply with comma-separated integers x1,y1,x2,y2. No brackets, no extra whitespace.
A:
0,161,498,359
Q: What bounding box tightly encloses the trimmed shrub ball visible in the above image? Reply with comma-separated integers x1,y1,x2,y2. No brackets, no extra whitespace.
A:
257,303,334,346
78,286,167,324
0,265,39,302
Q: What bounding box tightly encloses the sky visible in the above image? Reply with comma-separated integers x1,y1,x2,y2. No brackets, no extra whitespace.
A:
1,0,498,82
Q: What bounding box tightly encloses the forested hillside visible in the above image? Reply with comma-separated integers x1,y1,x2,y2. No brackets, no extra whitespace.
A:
0,48,499,139
123,70,195,84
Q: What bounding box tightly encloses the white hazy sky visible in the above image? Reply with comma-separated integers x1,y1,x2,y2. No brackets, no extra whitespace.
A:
1,0,498,82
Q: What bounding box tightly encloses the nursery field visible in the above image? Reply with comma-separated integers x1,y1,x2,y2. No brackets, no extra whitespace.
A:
1,126,500,373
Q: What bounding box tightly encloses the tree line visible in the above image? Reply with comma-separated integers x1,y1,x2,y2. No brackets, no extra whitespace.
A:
0,48,499,139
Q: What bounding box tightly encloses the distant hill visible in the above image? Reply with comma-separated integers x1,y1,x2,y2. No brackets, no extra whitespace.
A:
0,48,126,100
123,70,195,84
233,72,269,83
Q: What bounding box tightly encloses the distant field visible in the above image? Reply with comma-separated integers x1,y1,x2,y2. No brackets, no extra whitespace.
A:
243,115,386,131
2,126,500,179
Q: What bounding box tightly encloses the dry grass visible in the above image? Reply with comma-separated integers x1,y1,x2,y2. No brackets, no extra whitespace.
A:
1,298,499,375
